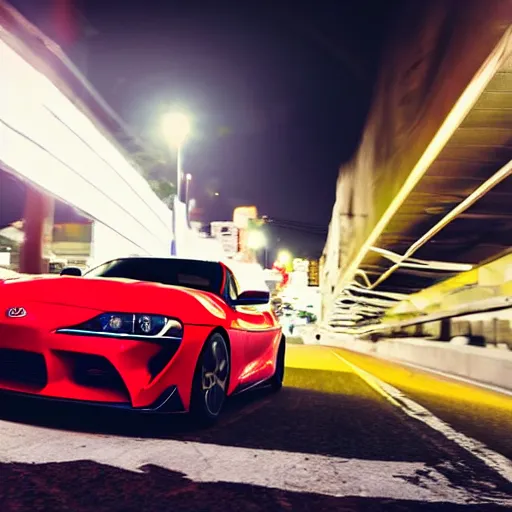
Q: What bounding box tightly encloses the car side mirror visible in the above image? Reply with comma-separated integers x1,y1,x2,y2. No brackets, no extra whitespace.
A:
60,267,82,277
233,290,270,306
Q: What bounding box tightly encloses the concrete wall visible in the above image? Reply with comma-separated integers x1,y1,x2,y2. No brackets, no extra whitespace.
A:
321,0,512,316
298,326,512,391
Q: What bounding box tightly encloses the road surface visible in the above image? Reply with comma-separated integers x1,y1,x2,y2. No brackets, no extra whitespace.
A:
0,344,511,511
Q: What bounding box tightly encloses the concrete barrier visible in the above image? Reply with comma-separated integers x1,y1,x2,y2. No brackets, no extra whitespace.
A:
0,268,20,280
298,325,512,391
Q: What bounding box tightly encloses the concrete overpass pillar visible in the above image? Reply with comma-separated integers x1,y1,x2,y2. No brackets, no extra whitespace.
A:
439,318,451,342
19,187,54,274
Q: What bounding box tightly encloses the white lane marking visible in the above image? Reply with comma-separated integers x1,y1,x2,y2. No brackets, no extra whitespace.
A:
331,350,512,484
0,419,498,505
378,356,512,398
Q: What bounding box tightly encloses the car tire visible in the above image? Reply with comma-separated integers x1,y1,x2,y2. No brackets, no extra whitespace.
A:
270,338,286,392
190,332,230,426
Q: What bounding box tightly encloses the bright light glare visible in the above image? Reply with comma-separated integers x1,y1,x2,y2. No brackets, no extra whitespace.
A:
162,112,190,147
278,250,292,265
186,173,192,181
247,230,266,250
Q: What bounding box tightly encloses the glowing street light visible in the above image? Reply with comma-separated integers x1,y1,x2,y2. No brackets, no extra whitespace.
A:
247,230,266,250
277,250,292,266
161,112,190,148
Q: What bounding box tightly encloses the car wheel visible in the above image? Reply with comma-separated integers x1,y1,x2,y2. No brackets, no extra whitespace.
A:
190,332,230,426
270,338,286,392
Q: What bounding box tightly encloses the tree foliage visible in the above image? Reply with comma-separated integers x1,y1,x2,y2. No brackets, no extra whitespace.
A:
130,146,177,206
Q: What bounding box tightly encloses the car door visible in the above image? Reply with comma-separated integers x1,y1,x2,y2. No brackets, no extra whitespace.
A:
225,270,279,385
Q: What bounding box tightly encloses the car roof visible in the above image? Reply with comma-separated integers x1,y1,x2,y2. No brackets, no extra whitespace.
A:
111,256,224,267
120,255,222,263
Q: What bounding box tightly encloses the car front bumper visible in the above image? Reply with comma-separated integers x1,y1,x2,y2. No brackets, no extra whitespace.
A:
0,306,213,411
0,384,185,413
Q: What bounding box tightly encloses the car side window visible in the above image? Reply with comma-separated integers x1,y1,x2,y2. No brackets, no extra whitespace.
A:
226,271,238,302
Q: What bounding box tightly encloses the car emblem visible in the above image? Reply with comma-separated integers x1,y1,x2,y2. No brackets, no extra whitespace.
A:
6,307,27,318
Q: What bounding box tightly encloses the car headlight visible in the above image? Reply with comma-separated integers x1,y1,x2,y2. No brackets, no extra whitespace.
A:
57,313,183,340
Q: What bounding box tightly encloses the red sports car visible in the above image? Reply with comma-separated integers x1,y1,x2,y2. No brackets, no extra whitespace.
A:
0,258,285,424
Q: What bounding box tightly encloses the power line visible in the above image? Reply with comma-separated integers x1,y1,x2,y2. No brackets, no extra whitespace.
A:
266,222,327,234
263,216,327,232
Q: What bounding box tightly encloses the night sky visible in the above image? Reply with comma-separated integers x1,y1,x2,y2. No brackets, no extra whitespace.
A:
8,0,402,259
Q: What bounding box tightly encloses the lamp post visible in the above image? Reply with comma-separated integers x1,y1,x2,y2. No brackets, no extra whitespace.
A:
185,173,192,202
162,112,191,256
185,173,192,215
161,111,190,202
247,230,267,266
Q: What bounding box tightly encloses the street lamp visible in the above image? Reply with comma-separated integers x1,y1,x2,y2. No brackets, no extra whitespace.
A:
247,230,266,250
161,111,191,202
277,249,292,266
185,173,192,206
162,112,190,147
247,230,269,267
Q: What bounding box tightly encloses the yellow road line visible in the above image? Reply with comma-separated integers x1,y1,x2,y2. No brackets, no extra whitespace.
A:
285,344,351,372
330,350,402,407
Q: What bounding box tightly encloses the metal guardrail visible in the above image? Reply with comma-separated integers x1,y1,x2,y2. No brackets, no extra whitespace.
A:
326,295,512,337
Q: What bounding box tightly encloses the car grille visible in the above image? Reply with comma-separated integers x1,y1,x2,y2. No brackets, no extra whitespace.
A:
0,349,47,388
72,354,127,393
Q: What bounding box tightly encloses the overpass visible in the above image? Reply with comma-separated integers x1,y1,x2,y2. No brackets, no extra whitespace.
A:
321,0,512,340
0,1,222,270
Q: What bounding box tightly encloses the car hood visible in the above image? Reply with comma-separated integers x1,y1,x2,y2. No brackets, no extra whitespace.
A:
0,275,228,324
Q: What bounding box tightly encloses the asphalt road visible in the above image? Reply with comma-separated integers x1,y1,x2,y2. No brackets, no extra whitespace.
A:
0,343,511,511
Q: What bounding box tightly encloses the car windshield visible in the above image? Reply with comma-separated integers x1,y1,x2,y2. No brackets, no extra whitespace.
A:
84,258,224,294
